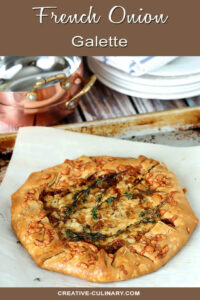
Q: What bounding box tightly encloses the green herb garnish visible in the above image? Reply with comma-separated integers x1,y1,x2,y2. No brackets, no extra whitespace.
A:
73,193,78,201
66,228,107,242
96,194,102,203
64,205,73,219
64,205,72,213
146,189,155,195
82,229,107,242
124,191,133,200
116,229,124,234
142,217,156,224
91,207,98,219
96,178,103,187
105,196,116,204
139,210,147,217
66,229,82,241
34,277,41,281
83,188,90,196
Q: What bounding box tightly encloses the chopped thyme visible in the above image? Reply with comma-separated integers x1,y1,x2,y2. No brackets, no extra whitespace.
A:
34,277,41,281
124,191,133,199
66,228,107,242
83,188,90,196
116,229,124,234
138,196,169,221
64,205,73,219
46,169,170,250
146,189,156,195
96,194,102,203
66,229,82,241
142,217,156,224
105,196,116,204
139,210,148,217
114,224,132,236
91,207,98,219
70,171,127,208
82,229,107,242
64,205,73,213
73,192,79,201
96,178,104,187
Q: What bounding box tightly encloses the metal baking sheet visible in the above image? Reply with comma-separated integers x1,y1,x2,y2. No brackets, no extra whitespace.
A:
57,106,200,146
130,129,200,146
0,106,200,183
1,106,200,152
1,127,200,287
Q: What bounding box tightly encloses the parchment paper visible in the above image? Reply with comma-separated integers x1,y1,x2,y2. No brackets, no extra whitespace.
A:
0,127,199,287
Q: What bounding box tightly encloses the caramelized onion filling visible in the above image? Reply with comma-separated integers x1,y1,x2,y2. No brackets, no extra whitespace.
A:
40,168,170,253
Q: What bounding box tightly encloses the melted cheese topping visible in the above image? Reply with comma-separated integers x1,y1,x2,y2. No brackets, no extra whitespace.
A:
40,159,172,253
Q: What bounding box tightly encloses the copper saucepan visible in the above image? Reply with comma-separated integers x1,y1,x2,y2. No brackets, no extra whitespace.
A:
0,56,96,127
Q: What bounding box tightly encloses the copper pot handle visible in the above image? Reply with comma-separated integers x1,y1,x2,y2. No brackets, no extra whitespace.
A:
65,75,96,109
26,73,70,101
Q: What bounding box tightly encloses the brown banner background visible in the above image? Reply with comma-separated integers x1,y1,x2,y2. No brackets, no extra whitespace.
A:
0,0,200,55
0,288,200,300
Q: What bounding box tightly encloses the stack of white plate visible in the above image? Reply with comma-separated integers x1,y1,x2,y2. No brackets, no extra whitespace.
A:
87,57,200,100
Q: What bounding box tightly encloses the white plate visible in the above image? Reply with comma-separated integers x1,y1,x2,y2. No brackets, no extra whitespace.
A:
94,71,200,99
88,57,200,87
149,57,200,76
88,59,200,100
88,58,200,98
92,61,200,94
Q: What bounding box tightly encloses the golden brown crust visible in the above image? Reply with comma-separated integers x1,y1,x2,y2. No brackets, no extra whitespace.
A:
11,155,198,282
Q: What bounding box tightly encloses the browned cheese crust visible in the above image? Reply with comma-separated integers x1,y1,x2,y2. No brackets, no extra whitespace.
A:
11,155,198,282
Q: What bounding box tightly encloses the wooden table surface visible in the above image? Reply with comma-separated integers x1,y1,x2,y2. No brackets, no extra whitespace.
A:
64,78,200,125
55,58,199,123
1,60,200,132
1,63,200,183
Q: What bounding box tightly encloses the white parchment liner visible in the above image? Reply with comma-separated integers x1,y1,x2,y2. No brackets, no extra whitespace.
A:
0,127,199,287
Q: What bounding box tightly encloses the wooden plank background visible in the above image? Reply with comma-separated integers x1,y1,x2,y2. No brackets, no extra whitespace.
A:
64,58,200,124
1,59,200,182
65,79,199,124
1,59,200,130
